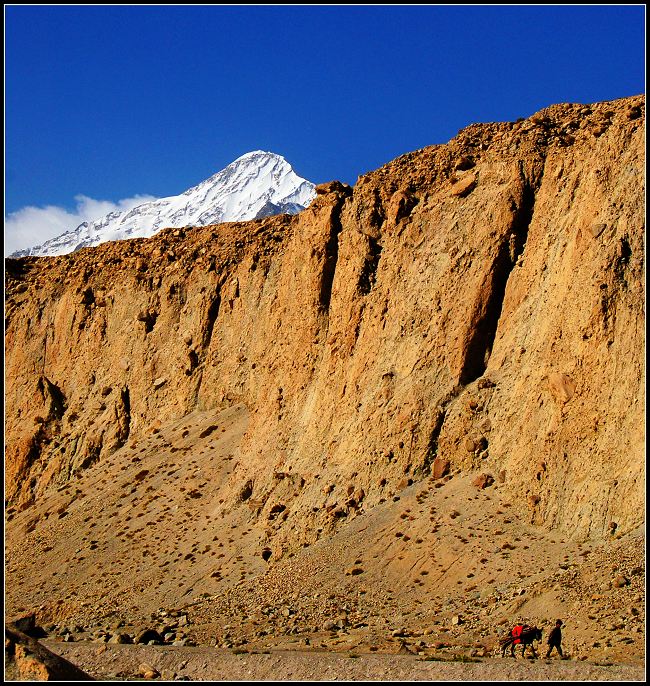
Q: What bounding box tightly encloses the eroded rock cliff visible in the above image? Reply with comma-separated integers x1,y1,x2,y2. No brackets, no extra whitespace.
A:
5,95,644,558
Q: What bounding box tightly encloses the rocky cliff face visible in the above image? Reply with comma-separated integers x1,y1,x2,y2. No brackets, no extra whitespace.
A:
5,95,644,558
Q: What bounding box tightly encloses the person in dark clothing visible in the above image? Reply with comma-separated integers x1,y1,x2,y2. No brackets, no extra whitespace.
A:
546,619,563,658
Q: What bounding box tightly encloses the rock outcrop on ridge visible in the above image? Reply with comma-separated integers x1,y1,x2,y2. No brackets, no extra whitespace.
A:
5,616,94,681
5,95,644,572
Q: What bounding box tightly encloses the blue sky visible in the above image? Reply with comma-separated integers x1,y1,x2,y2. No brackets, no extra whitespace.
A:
4,5,646,253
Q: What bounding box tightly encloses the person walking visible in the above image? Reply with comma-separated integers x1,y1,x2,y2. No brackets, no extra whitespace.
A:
545,619,564,658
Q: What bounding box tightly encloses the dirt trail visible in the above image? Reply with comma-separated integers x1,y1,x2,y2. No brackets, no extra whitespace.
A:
45,641,644,682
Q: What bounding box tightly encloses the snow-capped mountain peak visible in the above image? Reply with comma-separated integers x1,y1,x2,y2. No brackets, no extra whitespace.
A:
11,151,316,257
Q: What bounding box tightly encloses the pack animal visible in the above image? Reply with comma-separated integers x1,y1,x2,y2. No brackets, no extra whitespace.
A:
498,625,543,658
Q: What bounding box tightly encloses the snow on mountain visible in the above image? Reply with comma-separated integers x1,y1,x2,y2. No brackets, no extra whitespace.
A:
11,151,316,257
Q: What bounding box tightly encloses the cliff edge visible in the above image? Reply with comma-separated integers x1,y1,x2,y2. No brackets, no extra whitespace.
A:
5,95,644,556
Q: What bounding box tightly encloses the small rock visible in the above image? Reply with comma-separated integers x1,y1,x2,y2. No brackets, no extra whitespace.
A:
590,223,607,238
135,628,163,645
8,613,37,634
472,473,494,489
547,372,576,404
138,663,159,679
450,173,477,197
315,180,350,195
432,457,450,480
454,156,475,171
477,377,496,389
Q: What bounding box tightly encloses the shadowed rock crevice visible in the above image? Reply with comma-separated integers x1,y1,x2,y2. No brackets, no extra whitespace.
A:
614,235,632,279
458,176,536,386
116,386,131,447
421,410,448,477
315,182,353,315
318,206,344,313
187,349,199,375
202,289,222,349
358,236,383,296
76,433,104,472
421,385,464,475
38,376,67,421
136,308,159,334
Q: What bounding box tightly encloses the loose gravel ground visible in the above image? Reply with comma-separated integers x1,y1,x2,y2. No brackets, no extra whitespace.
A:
6,409,645,681
46,642,645,682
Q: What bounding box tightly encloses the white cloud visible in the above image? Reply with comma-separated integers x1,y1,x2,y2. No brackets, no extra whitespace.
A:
4,193,157,257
